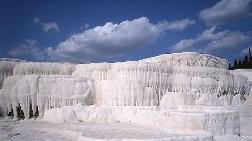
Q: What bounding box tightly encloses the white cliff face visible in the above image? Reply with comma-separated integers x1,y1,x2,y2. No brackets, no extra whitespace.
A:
230,70,252,136
231,69,252,104
72,63,111,81
0,59,24,88
96,80,158,106
0,75,94,118
72,60,245,107
0,52,252,139
0,75,24,114
1,52,251,116
13,62,76,75
37,76,94,117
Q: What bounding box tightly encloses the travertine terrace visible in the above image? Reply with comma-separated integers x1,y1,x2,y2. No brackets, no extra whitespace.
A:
0,52,252,141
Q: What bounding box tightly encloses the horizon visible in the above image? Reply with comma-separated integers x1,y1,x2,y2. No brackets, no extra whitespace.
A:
0,51,231,64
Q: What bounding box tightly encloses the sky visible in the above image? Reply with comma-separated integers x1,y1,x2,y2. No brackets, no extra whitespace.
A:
0,0,252,63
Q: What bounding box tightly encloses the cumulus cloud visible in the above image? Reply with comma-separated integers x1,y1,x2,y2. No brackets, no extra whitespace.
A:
199,0,252,25
173,27,250,52
33,17,60,32
47,17,195,62
8,40,45,60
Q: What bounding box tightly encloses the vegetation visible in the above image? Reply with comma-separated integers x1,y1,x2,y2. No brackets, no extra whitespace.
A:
230,48,252,70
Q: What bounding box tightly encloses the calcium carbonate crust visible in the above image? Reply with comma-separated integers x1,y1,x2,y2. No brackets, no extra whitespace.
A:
0,52,252,139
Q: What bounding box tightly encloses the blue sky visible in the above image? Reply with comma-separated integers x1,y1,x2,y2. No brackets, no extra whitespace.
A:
0,0,252,63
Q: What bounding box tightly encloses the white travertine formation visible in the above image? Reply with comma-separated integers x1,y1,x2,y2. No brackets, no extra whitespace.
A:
231,69,252,104
72,63,111,81
37,76,94,117
140,52,229,69
43,105,239,136
0,75,94,118
0,52,252,139
73,59,242,106
13,62,75,75
96,80,158,106
0,59,25,88
0,75,24,114
231,70,252,136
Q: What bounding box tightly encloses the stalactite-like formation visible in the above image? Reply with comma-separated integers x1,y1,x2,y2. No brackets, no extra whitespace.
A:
0,52,251,120
0,75,94,118
13,62,76,75
0,59,24,88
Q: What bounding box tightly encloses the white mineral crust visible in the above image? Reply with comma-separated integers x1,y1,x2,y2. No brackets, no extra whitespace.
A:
0,52,252,140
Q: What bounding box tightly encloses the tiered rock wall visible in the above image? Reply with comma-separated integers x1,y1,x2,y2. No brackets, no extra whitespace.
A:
0,58,25,88
0,52,251,137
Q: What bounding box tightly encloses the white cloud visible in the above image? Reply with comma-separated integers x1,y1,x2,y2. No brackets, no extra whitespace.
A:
172,39,198,52
158,18,195,31
47,17,195,62
8,40,45,60
205,32,250,51
199,0,252,25
173,27,223,52
33,17,60,32
41,22,60,32
33,17,40,24
173,27,250,52
80,23,91,30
